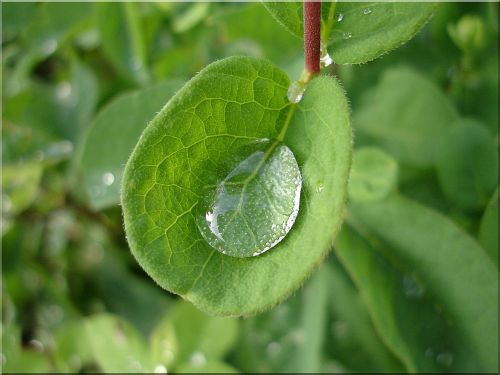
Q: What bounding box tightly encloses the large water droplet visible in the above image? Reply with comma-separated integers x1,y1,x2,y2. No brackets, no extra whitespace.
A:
320,42,333,68
336,13,344,22
287,81,306,103
196,140,302,258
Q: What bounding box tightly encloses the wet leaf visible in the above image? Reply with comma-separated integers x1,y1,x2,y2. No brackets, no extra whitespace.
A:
121,56,352,316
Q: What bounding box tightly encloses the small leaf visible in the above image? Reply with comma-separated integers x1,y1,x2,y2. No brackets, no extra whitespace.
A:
97,2,149,85
2,162,43,217
349,194,499,372
479,188,499,265
79,80,183,210
349,147,398,203
436,119,498,210
150,301,239,370
85,314,151,373
263,2,435,64
354,67,459,167
122,56,352,316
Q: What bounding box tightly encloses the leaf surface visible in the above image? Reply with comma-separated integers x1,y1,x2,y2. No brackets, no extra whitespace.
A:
121,56,352,316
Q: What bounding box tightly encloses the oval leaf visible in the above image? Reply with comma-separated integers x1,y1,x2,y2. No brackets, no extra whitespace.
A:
121,56,352,316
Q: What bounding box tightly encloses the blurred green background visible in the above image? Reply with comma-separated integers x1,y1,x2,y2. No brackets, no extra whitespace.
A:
1,2,498,373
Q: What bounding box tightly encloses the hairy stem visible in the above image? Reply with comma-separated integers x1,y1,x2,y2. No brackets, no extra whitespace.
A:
304,1,321,75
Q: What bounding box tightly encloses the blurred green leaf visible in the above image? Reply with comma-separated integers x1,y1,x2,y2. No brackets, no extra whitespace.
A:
97,3,149,85
172,3,210,34
349,147,398,203
233,266,329,373
263,2,435,64
1,162,43,217
85,313,151,373
436,118,498,210
479,188,499,265
326,258,405,372
176,360,239,373
336,226,480,372
150,301,239,370
350,194,499,372
54,319,92,372
354,67,459,167
79,80,183,210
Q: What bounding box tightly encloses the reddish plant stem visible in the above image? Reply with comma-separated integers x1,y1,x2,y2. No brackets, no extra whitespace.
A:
303,1,321,75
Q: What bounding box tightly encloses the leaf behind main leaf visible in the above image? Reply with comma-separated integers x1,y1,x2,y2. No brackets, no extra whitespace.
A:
263,2,436,64
121,56,352,316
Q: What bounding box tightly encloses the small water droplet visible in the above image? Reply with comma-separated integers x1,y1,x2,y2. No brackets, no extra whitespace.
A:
436,352,454,367
41,39,58,55
287,80,306,103
266,341,281,357
315,181,324,193
128,358,142,372
196,140,301,258
425,347,435,358
362,8,372,15
336,13,344,22
342,32,353,40
56,81,72,100
102,172,115,187
320,42,333,68
154,364,168,373
402,275,425,298
28,339,44,352
189,351,206,366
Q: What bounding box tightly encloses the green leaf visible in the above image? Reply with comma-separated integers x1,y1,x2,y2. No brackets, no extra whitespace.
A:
336,225,482,372
354,67,459,167
54,319,92,372
479,188,499,265
349,195,499,372
263,2,435,64
79,80,182,210
176,360,239,373
97,3,149,85
232,266,330,373
150,301,239,371
1,162,43,217
122,56,352,316
326,258,405,372
85,314,151,373
436,118,498,210
349,147,398,203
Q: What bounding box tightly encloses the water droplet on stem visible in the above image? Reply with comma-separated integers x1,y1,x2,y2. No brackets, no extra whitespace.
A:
320,42,333,68
287,81,306,103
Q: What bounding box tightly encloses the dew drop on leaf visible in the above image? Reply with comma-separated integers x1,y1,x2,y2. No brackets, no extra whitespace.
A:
362,8,372,15
336,13,344,22
342,31,353,40
196,140,302,258
287,80,306,103
320,42,333,68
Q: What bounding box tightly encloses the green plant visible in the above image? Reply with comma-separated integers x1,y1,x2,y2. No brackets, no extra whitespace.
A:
2,2,498,373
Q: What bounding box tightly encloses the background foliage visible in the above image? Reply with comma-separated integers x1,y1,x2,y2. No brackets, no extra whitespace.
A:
1,2,498,373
